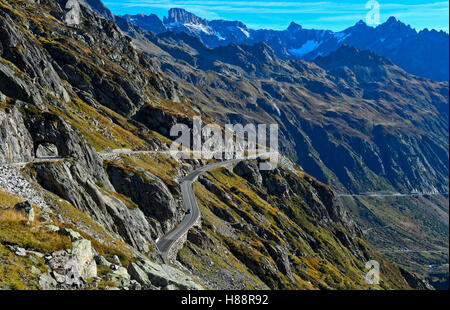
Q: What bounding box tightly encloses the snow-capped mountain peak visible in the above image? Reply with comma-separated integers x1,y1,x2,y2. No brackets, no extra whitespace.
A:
121,9,449,81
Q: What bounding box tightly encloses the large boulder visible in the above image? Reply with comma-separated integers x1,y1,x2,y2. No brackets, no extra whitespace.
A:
129,259,203,290
38,274,58,290
127,262,150,286
62,228,82,242
71,239,97,280
106,265,131,287
13,201,34,221
187,228,211,250
44,239,97,289
198,176,232,203
233,161,263,187
262,169,291,198
264,243,294,281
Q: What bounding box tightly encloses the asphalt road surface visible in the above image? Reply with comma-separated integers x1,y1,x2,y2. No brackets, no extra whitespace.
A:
156,159,241,262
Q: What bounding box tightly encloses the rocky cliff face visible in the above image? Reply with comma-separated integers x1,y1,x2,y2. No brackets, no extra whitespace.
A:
106,163,180,231
138,31,448,196
121,14,166,34
178,161,428,289
163,8,208,26
0,0,197,289
117,14,448,283
0,0,443,290
0,105,34,163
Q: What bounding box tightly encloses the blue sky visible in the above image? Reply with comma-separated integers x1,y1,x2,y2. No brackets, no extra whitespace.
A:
103,0,449,32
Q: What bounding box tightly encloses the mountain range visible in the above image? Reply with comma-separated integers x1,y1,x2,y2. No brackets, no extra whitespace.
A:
0,0,448,290
122,8,449,82
75,2,450,288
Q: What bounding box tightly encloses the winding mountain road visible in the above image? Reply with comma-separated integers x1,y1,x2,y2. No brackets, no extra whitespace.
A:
156,159,241,262
0,157,67,167
1,153,241,262
5,150,447,260
337,192,449,198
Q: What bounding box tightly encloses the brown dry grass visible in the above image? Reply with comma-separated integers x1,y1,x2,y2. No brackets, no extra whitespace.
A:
0,209,29,222
0,190,23,207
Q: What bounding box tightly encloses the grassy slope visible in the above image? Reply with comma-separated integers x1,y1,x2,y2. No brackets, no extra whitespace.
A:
0,188,138,289
342,194,449,278
0,0,439,290
178,167,414,290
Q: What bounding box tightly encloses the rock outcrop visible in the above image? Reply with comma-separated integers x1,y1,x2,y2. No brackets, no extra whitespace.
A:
0,0,444,291
13,201,35,222
0,107,34,164
106,163,180,232
128,259,203,290
41,239,97,289
27,159,155,254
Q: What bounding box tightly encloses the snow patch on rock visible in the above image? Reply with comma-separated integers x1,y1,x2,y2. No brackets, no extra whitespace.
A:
289,40,321,57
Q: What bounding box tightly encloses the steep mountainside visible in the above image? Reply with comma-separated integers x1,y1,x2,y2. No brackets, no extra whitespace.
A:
123,8,449,81
306,17,449,82
136,32,449,196
65,1,450,288
115,22,449,282
178,161,423,289
0,0,429,290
